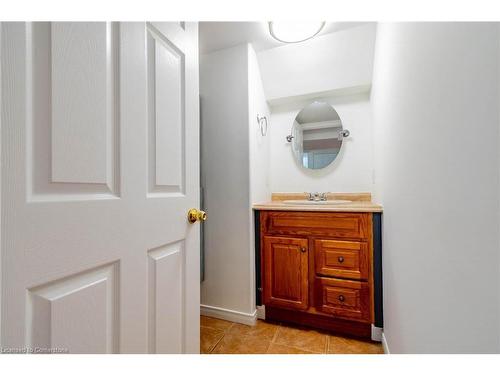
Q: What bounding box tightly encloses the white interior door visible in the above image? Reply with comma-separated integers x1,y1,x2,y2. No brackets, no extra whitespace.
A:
0,22,200,353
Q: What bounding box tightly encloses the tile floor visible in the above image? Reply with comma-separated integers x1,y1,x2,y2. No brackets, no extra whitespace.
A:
200,316,384,354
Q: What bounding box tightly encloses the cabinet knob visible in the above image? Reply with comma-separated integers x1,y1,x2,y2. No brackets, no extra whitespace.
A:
338,256,344,263
338,295,345,302
300,247,307,253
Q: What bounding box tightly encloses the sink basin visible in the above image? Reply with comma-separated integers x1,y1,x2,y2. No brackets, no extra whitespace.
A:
282,199,352,205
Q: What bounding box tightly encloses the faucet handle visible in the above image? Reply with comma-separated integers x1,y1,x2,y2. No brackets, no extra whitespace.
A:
320,193,327,201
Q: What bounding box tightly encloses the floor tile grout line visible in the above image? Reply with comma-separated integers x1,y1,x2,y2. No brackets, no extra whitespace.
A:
214,322,235,352
266,326,280,354
209,326,229,354
200,317,234,354
264,339,273,354
271,326,280,344
266,325,281,353
209,332,226,354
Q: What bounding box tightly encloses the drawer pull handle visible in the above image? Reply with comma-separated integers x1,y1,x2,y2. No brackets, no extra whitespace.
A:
338,295,345,302
300,247,307,253
338,256,344,263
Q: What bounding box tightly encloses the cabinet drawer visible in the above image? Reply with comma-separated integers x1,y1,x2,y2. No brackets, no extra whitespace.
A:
261,211,369,240
315,278,371,323
314,239,369,280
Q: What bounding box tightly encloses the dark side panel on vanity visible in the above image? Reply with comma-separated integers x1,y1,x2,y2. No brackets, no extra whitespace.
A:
256,210,382,340
254,210,262,306
373,212,383,328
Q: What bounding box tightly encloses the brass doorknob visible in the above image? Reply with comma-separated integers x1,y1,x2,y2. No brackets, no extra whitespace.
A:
187,208,207,224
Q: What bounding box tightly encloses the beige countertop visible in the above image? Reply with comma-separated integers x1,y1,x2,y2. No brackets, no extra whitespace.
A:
252,192,383,213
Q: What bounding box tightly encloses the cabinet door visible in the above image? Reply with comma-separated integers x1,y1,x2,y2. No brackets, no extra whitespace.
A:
263,236,309,310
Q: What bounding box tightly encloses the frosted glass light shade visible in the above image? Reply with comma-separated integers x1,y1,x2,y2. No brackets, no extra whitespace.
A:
269,21,325,43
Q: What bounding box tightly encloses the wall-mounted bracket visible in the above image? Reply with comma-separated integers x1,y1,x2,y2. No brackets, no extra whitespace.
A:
286,129,350,143
338,129,350,140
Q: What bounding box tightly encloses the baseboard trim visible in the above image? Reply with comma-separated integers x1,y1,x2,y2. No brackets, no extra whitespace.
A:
200,304,257,326
256,305,265,320
381,332,390,354
371,325,382,342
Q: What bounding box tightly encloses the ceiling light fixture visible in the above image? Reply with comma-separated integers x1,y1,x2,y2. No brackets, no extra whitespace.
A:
268,21,326,43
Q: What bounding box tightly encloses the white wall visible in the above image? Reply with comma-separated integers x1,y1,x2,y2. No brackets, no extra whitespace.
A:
257,24,376,105
269,93,374,193
200,43,270,320
200,44,253,316
248,44,271,313
372,23,500,353
248,45,271,205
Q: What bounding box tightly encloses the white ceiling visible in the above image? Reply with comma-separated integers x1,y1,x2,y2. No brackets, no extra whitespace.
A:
199,22,370,54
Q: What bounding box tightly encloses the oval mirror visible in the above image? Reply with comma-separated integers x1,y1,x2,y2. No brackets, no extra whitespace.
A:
290,102,347,170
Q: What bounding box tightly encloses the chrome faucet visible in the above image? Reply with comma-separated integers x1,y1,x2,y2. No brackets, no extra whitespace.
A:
307,192,327,201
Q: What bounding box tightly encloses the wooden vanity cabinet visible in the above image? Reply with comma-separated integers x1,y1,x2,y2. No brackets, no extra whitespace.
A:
259,210,376,338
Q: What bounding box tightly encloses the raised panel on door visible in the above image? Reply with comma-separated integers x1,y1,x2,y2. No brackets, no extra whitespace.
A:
263,236,309,310
50,22,118,186
148,241,184,354
27,263,119,353
27,22,120,201
146,22,185,196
